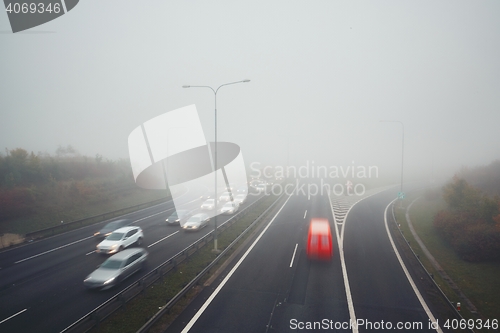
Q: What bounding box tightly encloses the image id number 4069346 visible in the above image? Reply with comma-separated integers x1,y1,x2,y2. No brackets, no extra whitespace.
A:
5,2,62,14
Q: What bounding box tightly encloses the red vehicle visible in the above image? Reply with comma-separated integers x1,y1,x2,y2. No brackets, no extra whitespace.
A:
306,218,333,260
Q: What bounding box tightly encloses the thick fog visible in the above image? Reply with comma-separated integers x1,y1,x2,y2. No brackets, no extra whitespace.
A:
1,1,499,185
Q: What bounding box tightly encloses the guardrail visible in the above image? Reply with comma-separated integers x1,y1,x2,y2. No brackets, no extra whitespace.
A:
390,202,475,333
60,192,281,333
24,197,170,240
136,191,285,333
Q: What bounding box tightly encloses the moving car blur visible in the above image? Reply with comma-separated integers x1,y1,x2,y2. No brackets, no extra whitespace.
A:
84,248,148,290
94,219,130,239
182,213,210,231
306,218,333,261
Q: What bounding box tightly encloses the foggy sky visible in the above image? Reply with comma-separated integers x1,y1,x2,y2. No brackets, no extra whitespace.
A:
1,1,499,183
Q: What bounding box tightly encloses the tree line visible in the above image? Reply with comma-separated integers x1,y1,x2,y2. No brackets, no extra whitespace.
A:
434,160,500,262
0,146,135,221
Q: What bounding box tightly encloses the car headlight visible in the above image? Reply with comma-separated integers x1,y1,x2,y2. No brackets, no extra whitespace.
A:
110,244,118,249
94,232,100,236
103,277,115,285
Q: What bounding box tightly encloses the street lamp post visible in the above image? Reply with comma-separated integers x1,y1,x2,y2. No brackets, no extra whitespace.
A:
380,120,404,197
183,79,250,252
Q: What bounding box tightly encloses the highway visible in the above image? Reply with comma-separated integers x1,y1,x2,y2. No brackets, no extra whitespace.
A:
0,189,264,333
166,184,446,333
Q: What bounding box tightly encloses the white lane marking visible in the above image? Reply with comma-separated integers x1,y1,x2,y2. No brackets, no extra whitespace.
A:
289,243,298,268
86,250,95,256
383,199,443,333
303,210,307,219
328,187,395,333
0,308,27,324
15,207,178,264
15,236,94,264
181,193,294,333
328,191,358,333
147,231,179,248
133,208,173,223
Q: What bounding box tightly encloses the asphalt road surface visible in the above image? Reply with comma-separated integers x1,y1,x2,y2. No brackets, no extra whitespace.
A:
0,189,264,333
166,184,444,333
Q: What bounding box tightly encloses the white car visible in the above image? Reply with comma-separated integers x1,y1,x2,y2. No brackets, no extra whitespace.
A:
201,199,219,210
256,184,267,192
182,213,210,231
236,186,248,194
233,194,247,205
96,226,143,255
220,202,239,215
219,192,232,202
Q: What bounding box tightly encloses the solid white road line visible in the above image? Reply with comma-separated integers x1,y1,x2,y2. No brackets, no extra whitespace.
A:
15,236,94,264
383,199,443,333
303,210,307,219
147,231,179,248
85,250,95,256
0,308,27,325
289,243,298,268
181,193,294,333
328,188,392,333
328,192,358,333
133,208,174,223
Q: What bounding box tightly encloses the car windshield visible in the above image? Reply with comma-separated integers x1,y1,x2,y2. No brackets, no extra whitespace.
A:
106,232,124,241
100,259,123,269
205,200,214,204
188,216,200,222
169,212,178,218
223,203,234,208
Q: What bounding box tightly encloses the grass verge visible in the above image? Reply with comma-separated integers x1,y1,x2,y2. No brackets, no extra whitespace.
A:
394,191,500,332
89,194,280,333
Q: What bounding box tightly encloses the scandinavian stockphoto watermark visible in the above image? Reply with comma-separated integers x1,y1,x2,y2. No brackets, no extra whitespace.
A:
3,0,79,33
249,161,379,197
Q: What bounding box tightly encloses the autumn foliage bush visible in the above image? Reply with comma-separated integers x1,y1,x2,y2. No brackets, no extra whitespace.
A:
0,187,36,220
434,176,500,262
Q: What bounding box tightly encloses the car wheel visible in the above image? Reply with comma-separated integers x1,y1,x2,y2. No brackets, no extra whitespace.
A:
136,237,143,246
118,246,124,252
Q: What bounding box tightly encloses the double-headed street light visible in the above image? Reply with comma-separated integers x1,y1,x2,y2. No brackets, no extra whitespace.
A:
183,79,250,252
380,120,405,198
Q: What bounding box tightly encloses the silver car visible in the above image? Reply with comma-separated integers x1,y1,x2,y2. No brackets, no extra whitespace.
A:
166,209,190,226
84,248,148,290
220,202,239,215
233,194,247,205
182,213,210,231
94,219,130,239
219,192,232,202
